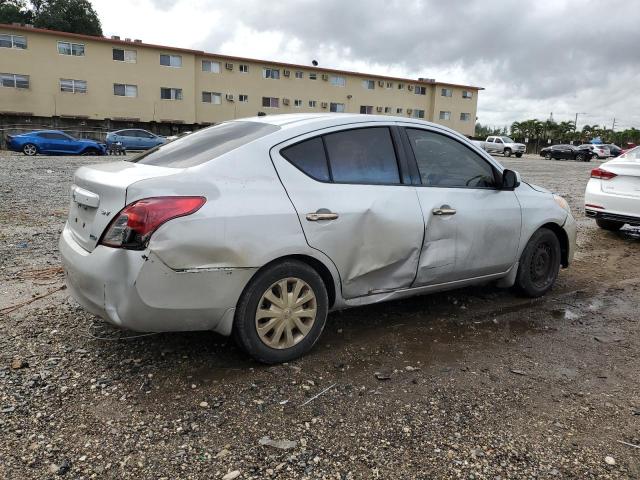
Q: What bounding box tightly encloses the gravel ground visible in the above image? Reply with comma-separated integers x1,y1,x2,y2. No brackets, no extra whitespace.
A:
1,152,639,479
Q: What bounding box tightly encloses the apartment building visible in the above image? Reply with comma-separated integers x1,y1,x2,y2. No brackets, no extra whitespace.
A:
0,24,482,136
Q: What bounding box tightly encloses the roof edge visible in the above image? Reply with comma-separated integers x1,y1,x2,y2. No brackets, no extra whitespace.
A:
0,23,484,91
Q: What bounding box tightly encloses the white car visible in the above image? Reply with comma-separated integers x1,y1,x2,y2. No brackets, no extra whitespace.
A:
59,114,576,363
585,145,640,230
580,144,610,159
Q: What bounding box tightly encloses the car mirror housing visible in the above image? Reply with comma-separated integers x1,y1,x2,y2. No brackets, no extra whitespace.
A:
501,169,520,190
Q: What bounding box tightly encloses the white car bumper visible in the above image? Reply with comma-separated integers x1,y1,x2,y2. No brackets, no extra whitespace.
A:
584,179,640,225
58,224,257,335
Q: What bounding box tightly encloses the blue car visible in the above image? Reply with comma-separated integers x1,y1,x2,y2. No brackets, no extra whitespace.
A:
106,129,165,151
7,130,106,156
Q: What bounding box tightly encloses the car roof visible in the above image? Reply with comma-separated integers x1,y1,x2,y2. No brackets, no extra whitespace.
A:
110,128,151,133
230,113,465,139
27,129,67,135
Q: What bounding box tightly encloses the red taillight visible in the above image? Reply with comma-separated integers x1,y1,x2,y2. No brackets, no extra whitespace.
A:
590,168,617,180
100,196,206,249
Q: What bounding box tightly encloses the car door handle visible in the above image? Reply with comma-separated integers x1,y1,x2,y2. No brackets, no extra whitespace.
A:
306,211,339,221
432,206,456,216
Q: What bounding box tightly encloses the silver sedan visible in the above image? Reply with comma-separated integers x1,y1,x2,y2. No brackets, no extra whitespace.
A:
59,114,576,363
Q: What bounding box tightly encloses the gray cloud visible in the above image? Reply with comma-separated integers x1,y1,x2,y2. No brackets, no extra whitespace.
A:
134,0,640,127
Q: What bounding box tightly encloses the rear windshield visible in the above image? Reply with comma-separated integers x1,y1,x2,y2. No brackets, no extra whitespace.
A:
129,121,280,168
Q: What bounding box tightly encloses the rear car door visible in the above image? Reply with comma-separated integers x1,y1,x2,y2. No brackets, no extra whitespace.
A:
271,125,425,299
401,126,522,284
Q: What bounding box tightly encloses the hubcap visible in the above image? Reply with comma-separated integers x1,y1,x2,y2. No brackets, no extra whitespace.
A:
25,145,36,155
255,277,317,350
530,241,554,288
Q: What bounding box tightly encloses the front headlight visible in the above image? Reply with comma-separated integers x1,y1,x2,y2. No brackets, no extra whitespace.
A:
553,194,570,213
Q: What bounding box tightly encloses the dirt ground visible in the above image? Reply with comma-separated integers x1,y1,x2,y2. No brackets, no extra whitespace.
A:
0,152,638,479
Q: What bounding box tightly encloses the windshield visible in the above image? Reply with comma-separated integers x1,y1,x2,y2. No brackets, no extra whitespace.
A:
129,121,280,168
501,136,515,143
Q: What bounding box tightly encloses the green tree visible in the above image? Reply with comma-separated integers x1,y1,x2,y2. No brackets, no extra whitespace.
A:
33,0,102,36
0,0,32,24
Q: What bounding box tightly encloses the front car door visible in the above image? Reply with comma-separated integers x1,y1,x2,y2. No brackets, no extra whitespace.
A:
400,126,522,284
271,124,425,299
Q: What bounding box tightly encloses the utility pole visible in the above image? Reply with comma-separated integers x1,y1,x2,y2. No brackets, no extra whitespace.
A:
611,117,616,131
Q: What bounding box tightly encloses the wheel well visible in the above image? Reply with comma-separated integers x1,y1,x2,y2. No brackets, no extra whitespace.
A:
250,255,337,307
540,222,569,267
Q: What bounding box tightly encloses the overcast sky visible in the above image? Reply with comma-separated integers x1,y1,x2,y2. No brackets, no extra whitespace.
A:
92,0,640,130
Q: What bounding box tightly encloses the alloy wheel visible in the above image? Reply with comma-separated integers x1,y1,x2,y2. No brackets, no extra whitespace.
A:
23,144,37,156
255,277,317,350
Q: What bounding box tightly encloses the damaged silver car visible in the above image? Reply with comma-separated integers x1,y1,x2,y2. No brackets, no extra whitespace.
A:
59,113,577,363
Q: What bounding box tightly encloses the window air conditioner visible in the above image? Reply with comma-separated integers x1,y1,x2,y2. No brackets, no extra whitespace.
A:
225,63,233,70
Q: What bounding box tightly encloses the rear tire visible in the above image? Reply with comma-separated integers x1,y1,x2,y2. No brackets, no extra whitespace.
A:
515,228,561,298
504,149,512,157
23,143,37,156
233,260,328,364
596,218,624,231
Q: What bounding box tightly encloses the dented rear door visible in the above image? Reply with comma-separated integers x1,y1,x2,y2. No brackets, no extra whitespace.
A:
271,124,424,300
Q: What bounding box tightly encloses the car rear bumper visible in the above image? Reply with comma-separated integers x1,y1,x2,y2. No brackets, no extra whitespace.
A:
584,179,640,223
59,224,257,335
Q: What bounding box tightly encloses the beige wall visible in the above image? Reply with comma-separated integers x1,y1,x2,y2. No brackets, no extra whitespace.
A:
0,27,479,136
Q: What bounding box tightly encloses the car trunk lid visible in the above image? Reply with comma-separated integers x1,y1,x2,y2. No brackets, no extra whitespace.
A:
68,161,178,251
600,159,640,198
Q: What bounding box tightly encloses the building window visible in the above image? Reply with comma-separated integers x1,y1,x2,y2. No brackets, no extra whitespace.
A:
239,94,248,102
60,78,87,94
360,105,373,114
386,82,393,89
1,73,29,89
161,87,183,100
202,91,222,104
294,99,303,107
113,48,136,63
383,106,392,113
330,102,345,113
412,109,425,119
329,75,346,87
462,90,473,99
239,64,249,73
441,88,452,97
57,41,84,56
262,96,279,108
113,83,137,97
415,86,426,95
460,112,471,121
362,80,375,90
0,34,27,49
308,100,317,107
202,60,221,73
398,83,404,90
263,68,280,79
396,107,403,114
439,111,451,120
160,54,182,67
309,72,317,80
295,71,304,79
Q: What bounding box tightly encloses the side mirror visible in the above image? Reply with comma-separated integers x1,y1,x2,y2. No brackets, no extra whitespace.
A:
501,169,520,190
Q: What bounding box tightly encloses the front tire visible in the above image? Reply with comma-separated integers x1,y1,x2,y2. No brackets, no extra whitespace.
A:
515,153,523,158
576,153,586,162
596,218,624,231
515,228,561,298
504,149,512,157
233,260,328,364
81,148,99,156
545,153,552,160
23,143,37,156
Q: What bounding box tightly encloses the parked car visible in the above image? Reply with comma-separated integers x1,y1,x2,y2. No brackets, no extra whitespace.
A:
585,145,640,231
59,114,576,363
580,144,610,159
106,129,165,151
540,144,593,162
601,144,623,157
6,130,106,156
472,136,526,157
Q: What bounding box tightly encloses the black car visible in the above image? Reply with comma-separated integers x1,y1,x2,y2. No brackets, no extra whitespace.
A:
539,144,593,162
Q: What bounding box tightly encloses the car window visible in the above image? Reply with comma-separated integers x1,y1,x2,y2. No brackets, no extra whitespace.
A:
406,128,496,188
323,127,400,184
281,137,330,181
495,138,503,144
40,132,68,140
130,121,280,168
117,130,134,137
